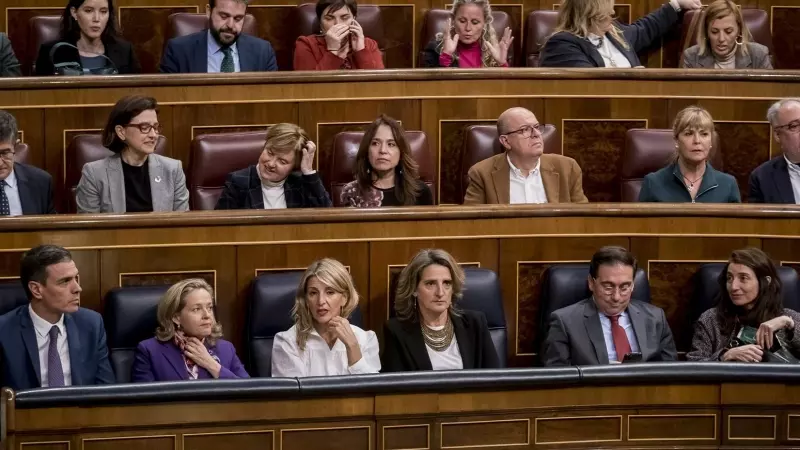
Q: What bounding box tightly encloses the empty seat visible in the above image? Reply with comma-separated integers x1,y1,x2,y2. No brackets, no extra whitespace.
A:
327,130,435,206
0,281,28,317
167,13,258,41
247,271,364,376
621,129,722,202
689,264,800,328
524,10,558,67
189,131,267,210
459,268,508,367
103,285,170,382
65,134,167,213
27,15,61,75
459,124,557,203
418,9,512,66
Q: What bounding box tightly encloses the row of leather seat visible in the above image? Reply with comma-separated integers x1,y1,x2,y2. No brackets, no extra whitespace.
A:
21,6,774,72
3,262,799,378
14,125,730,212
13,363,800,405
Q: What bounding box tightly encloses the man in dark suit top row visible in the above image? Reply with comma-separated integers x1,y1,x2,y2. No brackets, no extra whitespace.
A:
160,0,278,73
0,245,115,391
0,111,55,216
542,246,678,366
750,98,800,204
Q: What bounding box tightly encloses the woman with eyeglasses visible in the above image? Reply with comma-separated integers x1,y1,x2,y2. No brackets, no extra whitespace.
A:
76,95,189,213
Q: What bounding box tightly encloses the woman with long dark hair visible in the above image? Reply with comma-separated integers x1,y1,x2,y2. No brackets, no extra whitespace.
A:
35,0,140,75
687,248,800,362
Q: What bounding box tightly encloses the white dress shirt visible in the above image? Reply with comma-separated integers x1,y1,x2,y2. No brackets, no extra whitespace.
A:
586,33,632,68
508,155,548,204
207,30,241,73
425,326,463,370
598,309,640,363
2,169,23,216
28,304,72,387
785,155,800,204
271,324,381,377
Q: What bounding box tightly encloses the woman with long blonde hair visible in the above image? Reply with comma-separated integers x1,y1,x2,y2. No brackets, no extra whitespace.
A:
681,0,771,69
271,258,380,377
540,0,701,67
422,0,514,67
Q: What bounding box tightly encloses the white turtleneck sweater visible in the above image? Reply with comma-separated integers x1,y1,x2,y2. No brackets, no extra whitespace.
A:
256,165,287,209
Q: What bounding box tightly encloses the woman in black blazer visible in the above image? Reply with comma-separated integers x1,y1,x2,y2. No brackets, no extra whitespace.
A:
539,0,701,68
35,0,140,76
381,249,500,372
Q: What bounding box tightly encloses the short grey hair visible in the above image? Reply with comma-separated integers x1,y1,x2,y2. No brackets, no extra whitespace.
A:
767,98,800,127
0,110,18,146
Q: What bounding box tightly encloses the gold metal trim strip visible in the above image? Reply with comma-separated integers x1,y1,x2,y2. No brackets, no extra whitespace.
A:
440,418,530,449
727,414,777,441
182,429,275,450
280,425,372,450
627,413,718,441
534,415,623,445
381,424,430,450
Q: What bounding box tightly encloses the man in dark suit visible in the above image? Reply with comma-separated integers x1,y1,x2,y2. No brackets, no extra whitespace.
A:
0,33,21,77
542,246,677,366
160,0,277,73
0,111,56,216
0,245,115,391
750,99,800,204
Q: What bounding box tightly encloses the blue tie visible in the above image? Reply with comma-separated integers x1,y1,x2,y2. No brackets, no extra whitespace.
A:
0,180,9,216
47,325,65,387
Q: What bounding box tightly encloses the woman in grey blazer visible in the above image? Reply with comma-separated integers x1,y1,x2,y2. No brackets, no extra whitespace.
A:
76,95,189,213
681,0,772,69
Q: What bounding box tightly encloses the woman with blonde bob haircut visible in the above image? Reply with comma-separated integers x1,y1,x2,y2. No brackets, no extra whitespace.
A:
271,258,380,377
639,105,740,203
381,249,500,372
540,0,701,67
132,279,249,381
681,0,772,69
215,123,332,209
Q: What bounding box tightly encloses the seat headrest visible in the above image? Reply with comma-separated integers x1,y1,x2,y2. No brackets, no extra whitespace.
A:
14,142,30,165
28,16,62,74
167,13,258,40
0,281,28,317
525,10,559,67
188,131,267,210
459,268,505,329
103,285,170,350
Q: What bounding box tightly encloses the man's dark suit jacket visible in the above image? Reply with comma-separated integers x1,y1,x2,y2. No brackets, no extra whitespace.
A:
35,37,141,75
381,310,501,372
542,298,678,366
0,33,21,77
540,3,679,67
160,31,278,73
214,165,332,209
749,156,797,204
0,305,115,391
10,163,57,215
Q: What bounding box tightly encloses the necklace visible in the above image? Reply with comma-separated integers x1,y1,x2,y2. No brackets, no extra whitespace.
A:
683,173,703,188
421,317,454,351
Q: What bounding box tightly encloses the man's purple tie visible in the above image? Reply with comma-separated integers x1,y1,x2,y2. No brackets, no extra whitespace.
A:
47,325,65,387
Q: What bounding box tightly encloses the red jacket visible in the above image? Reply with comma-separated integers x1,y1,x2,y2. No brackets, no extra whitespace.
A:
293,35,384,70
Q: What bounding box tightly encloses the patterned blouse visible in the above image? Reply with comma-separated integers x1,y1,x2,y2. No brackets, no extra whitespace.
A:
687,308,800,361
340,180,433,208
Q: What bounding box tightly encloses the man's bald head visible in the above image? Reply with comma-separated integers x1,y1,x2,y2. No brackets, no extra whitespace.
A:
497,107,534,135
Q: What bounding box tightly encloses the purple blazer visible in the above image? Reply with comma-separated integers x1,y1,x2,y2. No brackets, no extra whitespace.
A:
131,337,249,382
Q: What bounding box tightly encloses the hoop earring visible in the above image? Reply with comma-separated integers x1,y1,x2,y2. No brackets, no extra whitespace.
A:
735,35,743,45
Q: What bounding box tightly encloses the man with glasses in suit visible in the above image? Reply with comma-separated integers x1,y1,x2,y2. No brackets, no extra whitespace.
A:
750,99,800,204
0,111,56,216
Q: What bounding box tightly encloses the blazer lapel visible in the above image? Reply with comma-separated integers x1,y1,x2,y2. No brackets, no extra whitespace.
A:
608,36,638,67
14,166,37,215
491,154,511,204
237,37,251,72
107,155,125,213
581,40,605,67
284,174,305,208
452,315,475,369
247,166,264,209
19,308,42,385
403,322,433,370
583,300,609,364
695,52,715,69
148,156,167,212
773,158,796,204
64,314,83,385
539,157,559,203
735,51,753,69
161,340,189,380
626,302,650,360
193,32,209,73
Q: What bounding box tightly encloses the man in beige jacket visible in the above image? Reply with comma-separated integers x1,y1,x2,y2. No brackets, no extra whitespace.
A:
463,107,588,204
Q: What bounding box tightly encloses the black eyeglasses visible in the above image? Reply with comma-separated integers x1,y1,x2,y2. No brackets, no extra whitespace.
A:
775,120,800,134
503,123,542,139
0,149,15,161
125,122,162,134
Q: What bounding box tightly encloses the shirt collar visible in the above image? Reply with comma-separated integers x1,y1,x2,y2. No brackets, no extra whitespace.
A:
785,155,800,172
586,33,604,47
507,154,540,178
256,164,287,188
2,168,17,188
207,30,238,57
28,303,66,340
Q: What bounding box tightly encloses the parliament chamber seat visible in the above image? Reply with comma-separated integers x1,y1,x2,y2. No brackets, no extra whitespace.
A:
689,264,800,328
621,128,724,202
0,282,27,317
103,285,170,382
459,268,508,367
459,124,556,203
680,8,773,64
524,10,558,67
246,270,364,377
167,13,259,42
295,3,385,67
188,131,266,210
327,130,435,206
27,15,60,75
418,9,513,67
13,143,29,165
65,134,167,213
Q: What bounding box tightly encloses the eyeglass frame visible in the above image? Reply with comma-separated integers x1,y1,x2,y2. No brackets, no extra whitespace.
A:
774,119,800,133
0,149,15,162
591,276,634,296
123,122,162,134
500,123,543,140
